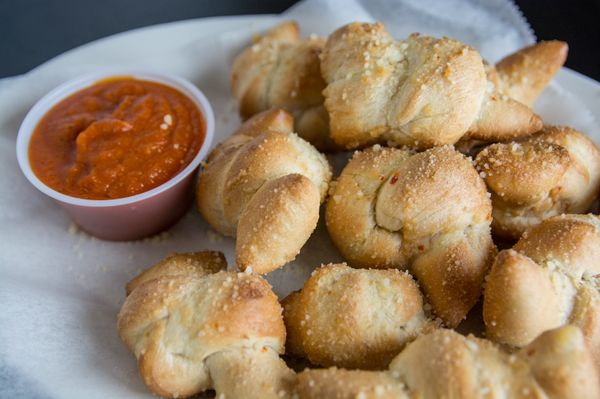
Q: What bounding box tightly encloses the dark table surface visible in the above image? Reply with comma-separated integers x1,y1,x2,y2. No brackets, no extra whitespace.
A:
1,0,599,80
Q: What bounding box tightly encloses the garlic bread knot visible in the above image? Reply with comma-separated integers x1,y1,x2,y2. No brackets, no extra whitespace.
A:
197,109,332,274
283,263,438,369
326,144,495,326
484,214,600,369
320,22,543,150
231,21,332,150
118,251,295,398
475,126,600,239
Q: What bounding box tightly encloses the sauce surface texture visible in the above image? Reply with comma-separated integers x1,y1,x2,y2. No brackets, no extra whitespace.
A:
29,77,205,200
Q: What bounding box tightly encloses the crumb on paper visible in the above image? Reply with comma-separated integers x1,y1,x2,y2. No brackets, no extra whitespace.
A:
67,222,95,241
140,230,172,244
228,100,238,112
219,114,229,124
68,223,80,235
96,264,108,273
207,229,224,243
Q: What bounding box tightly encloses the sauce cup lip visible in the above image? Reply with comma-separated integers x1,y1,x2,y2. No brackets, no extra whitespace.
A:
16,69,215,208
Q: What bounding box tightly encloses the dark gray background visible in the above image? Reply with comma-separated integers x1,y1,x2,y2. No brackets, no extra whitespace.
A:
1,0,599,80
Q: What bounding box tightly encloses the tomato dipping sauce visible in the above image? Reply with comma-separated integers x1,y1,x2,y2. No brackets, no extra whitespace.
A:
28,77,205,200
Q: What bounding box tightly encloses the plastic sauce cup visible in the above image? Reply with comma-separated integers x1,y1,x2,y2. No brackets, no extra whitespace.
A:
16,70,214,240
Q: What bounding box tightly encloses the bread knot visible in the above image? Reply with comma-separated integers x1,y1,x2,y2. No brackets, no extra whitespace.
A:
483,214,600,369
197,109,332,274
117,251,295,398
326,145,495,326
475,126,600,238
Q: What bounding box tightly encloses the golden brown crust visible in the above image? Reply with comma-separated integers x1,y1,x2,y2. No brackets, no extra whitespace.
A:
125,251,227,295
326,146,409,268
283,263,436,369
524,325,600,398
236,174,321,274
295,326,600,399
207,347,296,399
325,145,494,326
410,224,497,326
197,109,332,274
467,40,567,139
496,40,568,106
321,23,487,149
118,252,291,398
392,326,599,399
466,89,543,141
280,291,304,357
296,369,409,399
232,21,300,118
231,21,333,150
293,104,331,150
320,22,542,150
483,249,563,346
390,329,536,398
475,126,600,238
570,285,600,366
483,214,600,369
233,104,295,139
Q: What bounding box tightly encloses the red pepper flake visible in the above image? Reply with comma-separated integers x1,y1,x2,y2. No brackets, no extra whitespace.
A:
390,175,399,184
526,348,536,357
418,244,425,251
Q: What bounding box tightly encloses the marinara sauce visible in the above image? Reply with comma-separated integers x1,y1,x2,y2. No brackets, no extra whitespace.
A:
29,77,205,200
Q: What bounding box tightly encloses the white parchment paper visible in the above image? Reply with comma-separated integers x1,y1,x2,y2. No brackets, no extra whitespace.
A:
0,1,598,398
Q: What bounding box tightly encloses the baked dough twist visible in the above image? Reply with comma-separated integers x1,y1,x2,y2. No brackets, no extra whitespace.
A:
325,145,495,326
475,126,600,238
295,326,599,399
231,21,332,150
457,41,567,153
117,251,295,399
197,109,332,274
484,214,600,368
320,22,542,150
488,40,568,107
283,263,437,369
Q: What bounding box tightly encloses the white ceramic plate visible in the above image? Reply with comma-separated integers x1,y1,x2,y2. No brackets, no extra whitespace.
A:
1,14,599,399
